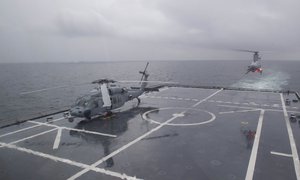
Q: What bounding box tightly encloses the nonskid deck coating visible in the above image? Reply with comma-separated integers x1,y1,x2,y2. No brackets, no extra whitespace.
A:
0,87,300,180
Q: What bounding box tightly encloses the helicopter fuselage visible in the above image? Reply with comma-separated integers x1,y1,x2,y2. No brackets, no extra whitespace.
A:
248,62,262,72
69,85,144,119
245,51,263,74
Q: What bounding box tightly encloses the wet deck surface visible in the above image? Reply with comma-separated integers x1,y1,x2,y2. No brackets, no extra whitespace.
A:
1,87,300,180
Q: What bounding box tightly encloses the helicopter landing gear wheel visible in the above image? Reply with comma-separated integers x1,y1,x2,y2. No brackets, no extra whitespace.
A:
68,117,74,123
106,111,112,117
104,111,113,119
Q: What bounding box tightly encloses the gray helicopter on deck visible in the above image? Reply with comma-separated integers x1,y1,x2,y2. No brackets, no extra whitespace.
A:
66,62,163,122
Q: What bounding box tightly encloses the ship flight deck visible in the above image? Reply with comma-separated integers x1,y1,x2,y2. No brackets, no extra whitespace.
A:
0,87,300,180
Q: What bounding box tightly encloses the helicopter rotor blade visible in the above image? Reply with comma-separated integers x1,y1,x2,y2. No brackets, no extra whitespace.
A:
140,62,149,83
20,86,68,95
19,82,89,95
100,83,112,108
232,49,258,53
92,79,116,84
118,80,178,84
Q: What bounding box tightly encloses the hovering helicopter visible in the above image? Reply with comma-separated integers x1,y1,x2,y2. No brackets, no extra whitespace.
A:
234,49,263,75
241,50,263,75
66,62,163,122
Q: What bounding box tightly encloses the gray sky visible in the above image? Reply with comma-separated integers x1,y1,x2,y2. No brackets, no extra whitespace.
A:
1,0,300,62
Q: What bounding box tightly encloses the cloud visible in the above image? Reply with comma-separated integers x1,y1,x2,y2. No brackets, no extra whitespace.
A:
56,9,114,37
1,0,300,62
155,0,300,50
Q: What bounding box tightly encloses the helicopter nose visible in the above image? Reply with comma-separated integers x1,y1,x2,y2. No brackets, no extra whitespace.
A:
70,107,83,116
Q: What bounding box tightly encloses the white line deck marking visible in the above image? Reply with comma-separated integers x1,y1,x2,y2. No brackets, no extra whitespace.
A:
219,111,234,114
159,87,169,92
173,113,185,117
145,94,290,111
53,128,62,150
28,121,117,138
218,104,300,114
218,105,257,110
245,109,264,180
62,127,117,138
280,93,300,180
219,109,259,114
0,117,65,138
0,142,142,180
68,88,223,180
144,95,281,110
192,89,223,108
3,128,58,146
271,151,293,158
0,124,41,138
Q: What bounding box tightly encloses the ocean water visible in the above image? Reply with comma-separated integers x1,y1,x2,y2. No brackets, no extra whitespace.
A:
0,60,299,126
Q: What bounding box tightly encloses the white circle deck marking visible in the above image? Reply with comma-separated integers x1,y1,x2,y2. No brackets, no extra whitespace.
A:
142,107,216,126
